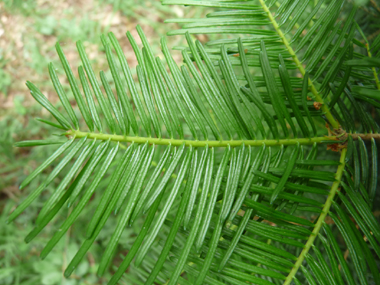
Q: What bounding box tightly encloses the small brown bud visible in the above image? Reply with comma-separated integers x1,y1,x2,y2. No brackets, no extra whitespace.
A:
313,102,322,110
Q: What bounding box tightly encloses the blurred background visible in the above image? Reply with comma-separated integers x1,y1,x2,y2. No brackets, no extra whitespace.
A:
0,1,210,284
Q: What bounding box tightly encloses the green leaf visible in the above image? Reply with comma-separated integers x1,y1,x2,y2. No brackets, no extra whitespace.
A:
40,140,114,259
337,190,380,259
296,160,341,166
270,143,300,204
298,0,343,59
220,46,265,138
352,140,360,191
156,56,199,140
244,199,314,227
144,48,175,138
329,47,353,108
290,0,324,43
108,32,151,135
218,207,250,272
342,182,380,241
126,30,161,137
301,265,317,285
48,63,79,129
143,143,186,212
71,182,165,281
345,57,380,67
313,7,357,80
168,148,213,285
344,209,380,284
162,0,261,9
219,146,244,223
217,267,275,285
305,253,331,285
130,145,173,223
97,144,154,275
323,223,356,285
25,156,93,243
114,143,150,213
312,245,339,285
241,87,279,139
357,137,369,187
193,212,222,284
9,137,88,224
318,234,345,285
183,33,240,139
78,66,103,132
35,118,67,130
14,140,66,147
86,143,136,238
161,36,209,140
300,72,317,136
278,0,300,26
35,139,96,224
55,42,94,131
99,71,127,135
183,146,208,229
227,145,266,225
352,86,380,101
306,21,341,72
180,64,221,140
137,25,183,139
195,146,231,252
18,139,75,190
26,81,72,130
144,149,195,285
329,209,368,285
260,41,291,137
66,139,110,207
214,240,289,277
284,0,309,33
101,37,138,135
278,55,309,138
136,65,161,138
369,138,378,204
134,146,193,267
237,38,264,108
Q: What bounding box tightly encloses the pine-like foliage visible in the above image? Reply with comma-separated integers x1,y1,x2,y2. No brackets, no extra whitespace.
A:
7,0,380,284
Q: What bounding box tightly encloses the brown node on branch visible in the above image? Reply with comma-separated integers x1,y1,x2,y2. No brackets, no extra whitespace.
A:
325,125,348,151
332,127,348,141
325,124,347,141
327,143,345,152
313,102,322,110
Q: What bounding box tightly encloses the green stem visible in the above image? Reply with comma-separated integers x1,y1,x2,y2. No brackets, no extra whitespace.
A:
283,148,347,285
66,130,336,148
366,43,380,90
258,0,340,130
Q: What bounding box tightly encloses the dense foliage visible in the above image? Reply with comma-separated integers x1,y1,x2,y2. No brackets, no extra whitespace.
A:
7,0,380,284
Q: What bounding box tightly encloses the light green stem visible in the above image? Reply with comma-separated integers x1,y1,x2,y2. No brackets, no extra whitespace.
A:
283,148,347,285
366,43,380,90
66,130,336,148
258,0,340,130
